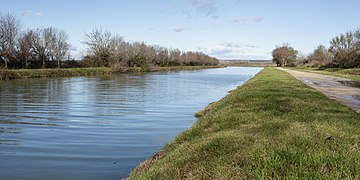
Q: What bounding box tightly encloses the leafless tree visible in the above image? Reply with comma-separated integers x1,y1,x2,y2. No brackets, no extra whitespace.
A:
0,13,22,68
169,49,181,66
82,28,219,70
83,28,113,67
272,43,298,67
18,31,35,67
17,27,70,68
51,28,70,68
329,31,359,68
306,45,333,67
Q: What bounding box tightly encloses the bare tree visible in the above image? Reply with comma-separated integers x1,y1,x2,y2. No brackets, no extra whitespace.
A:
272,43,298,67
108,35,129,71
83,28,113,67
0,13,22,68
307,45,333,67
155,46,169,66
169,49,181,66
51,28,70,68
17,27,70,68
82,28,219,70
131,42,149,67
18,31,35,68
329,31,359,68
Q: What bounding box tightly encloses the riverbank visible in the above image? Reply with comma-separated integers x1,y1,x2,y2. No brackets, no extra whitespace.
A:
0,66,223,80
0,67,112,80
288,67,360,81
128,67,360,179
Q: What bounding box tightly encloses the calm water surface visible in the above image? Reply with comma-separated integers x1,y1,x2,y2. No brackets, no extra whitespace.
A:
0,67,262,179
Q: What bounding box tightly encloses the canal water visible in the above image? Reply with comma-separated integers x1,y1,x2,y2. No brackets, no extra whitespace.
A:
0,67,262,179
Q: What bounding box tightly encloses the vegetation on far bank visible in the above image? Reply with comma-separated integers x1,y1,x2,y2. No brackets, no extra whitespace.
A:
129,67,360,179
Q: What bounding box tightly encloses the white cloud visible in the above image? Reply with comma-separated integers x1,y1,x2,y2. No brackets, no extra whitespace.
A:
21,10,44,18
197,42,267,59
34,12,43,17
232,16,264,24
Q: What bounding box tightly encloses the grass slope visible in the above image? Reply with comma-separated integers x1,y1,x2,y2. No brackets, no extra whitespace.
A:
129,67,360,179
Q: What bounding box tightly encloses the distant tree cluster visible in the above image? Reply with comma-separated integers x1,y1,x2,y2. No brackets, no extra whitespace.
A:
273,29,360,68
82,29,219,72
0,13,70,69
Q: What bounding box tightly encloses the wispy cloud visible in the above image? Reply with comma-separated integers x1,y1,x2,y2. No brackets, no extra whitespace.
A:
232,16,264,24
221,42,260,49
183,0,220,18
173,28,186,32
21,10,44,18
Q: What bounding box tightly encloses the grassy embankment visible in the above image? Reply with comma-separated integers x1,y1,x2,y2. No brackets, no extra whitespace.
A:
288,67,360,81
129,67,360,179
0,66,223,80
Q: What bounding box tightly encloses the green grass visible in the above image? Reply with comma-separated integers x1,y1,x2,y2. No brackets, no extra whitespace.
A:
0,67,112,80
288,67,360,81
128,67,360,179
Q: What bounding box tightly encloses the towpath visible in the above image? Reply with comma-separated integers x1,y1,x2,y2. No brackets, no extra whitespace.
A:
277,67,360,113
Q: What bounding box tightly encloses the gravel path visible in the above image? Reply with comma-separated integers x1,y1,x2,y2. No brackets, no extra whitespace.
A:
277,67,360,113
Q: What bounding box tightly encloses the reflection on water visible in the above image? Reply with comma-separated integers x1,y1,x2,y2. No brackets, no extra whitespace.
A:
0,127,21,146
0,67,262,180
338,80,360,88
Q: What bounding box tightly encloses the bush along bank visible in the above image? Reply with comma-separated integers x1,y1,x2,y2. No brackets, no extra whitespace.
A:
128,67,360,179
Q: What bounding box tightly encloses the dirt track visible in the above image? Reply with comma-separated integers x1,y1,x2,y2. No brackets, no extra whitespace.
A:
277,68,360,113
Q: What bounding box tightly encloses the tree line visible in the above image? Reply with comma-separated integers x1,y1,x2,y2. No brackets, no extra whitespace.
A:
0,13,70,69
272,29,360,68
0,13,218,70
82,28,219,72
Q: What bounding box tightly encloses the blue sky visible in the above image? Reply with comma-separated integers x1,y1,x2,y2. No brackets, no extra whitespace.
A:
2,0,360,60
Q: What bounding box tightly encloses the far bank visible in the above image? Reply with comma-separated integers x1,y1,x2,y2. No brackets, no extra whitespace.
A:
0,65,224,80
